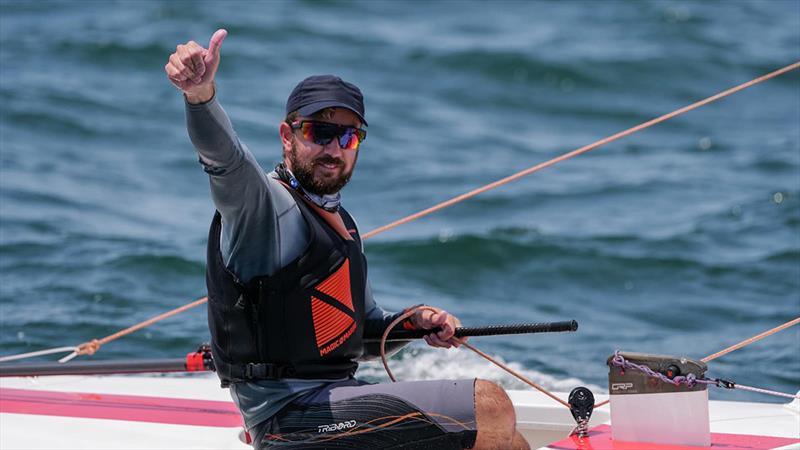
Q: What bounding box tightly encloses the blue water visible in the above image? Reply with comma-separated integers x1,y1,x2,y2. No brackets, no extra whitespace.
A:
1,0,798,403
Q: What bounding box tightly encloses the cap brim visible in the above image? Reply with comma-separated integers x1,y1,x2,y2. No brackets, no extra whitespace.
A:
297,101,368,126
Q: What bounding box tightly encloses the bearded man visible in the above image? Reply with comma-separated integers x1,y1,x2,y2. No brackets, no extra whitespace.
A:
166,29,529,450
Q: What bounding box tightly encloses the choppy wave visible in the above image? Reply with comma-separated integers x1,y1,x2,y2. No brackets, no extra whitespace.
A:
369,224,797,279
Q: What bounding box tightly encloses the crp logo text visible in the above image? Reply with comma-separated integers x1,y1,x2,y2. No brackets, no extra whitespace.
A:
611,382,635,391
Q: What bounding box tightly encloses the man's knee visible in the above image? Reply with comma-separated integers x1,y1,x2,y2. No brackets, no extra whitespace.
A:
476,379,515,423
474,379,519,450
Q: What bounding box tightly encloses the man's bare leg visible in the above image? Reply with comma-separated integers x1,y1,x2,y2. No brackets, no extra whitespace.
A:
512,431,530,450
471,379,531,450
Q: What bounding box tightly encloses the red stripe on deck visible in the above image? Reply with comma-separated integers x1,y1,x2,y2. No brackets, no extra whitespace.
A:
0,387,243,428
548,425,800,450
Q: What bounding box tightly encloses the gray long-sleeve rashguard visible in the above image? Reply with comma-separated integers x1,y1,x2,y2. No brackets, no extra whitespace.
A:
186,95,398,429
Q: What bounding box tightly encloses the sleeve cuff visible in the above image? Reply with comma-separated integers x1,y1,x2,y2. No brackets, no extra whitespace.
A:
400,304,425,331
184,91,217,109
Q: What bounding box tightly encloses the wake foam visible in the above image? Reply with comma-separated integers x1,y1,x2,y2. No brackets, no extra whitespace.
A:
356,345,605,393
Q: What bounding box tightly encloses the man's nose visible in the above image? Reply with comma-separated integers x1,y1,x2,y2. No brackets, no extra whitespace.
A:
322,136,343,155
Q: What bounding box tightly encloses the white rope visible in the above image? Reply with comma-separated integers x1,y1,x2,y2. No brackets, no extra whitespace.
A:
58,351,80,363
0,346,77,363
732,383,800,400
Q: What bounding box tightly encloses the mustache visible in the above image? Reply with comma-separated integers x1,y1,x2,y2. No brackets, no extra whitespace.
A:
314,156,344,166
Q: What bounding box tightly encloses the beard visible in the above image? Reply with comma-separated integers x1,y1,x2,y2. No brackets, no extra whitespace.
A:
288,142,355,196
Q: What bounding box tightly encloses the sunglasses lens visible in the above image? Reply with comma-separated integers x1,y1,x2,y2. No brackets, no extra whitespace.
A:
300,122,333,146
339,129,360,150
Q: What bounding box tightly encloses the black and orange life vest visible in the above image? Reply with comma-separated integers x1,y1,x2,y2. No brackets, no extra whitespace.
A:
205,187,367,387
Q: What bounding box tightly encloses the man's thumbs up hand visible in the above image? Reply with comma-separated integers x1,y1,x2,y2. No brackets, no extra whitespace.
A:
166,29,227,103
204,29,227,67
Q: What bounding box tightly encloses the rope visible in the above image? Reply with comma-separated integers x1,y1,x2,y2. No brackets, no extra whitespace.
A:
458,339,571,408
701,317,800,363
0,346,77,363
58,297,208,363
594,399,609,409
726,383,800,400
610,350,707,388
362,61,800,239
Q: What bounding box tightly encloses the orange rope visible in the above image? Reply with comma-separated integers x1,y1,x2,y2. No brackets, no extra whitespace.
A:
379,308,418,382
702,317,800,363
595,399,610,409
72,297,208,357
458,339,571,408
362,61,800,239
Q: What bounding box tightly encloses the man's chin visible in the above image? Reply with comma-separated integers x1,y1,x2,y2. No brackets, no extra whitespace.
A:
309,174,350,196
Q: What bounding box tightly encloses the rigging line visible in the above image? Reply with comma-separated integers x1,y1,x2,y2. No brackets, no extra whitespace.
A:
701,316,800,363
0,346,77,363
362,61,800,240
725,383,800,400
458,339,572,409
60,297,208,363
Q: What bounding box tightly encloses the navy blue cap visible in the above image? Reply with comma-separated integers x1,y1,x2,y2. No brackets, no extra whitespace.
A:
285,75,367,126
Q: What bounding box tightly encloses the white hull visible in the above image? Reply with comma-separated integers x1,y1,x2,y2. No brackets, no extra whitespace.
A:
1,374,798,449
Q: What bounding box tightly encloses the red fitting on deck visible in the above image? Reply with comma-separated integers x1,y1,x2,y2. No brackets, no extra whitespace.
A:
185,351,206,372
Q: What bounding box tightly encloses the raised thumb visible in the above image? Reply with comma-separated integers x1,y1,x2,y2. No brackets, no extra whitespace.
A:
205,29,227,64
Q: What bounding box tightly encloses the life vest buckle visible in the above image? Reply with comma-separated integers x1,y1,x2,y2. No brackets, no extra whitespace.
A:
243,363,264,379
241,362,292,379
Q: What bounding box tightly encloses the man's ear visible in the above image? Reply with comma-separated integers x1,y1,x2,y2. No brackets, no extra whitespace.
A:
279,122,294,158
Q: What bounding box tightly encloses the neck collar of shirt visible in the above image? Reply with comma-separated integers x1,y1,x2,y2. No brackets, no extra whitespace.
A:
273,163,341,212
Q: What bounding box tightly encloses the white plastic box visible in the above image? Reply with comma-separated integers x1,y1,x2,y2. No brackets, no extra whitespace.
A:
607,352,711,447
610,389,711,446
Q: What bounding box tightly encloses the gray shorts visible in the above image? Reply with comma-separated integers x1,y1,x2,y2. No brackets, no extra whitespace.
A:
252,378,477,449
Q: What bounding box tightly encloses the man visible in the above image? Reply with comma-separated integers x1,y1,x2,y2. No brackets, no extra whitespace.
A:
166,29,529,450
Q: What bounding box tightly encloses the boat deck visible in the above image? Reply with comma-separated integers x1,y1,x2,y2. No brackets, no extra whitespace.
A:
1,374,798,449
